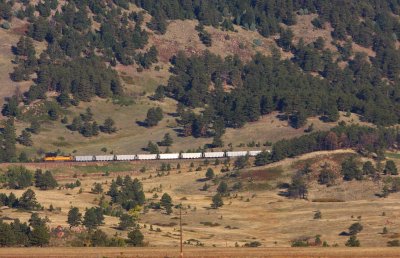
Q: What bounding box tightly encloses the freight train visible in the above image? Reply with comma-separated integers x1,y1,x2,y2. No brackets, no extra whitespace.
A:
43,150,268,162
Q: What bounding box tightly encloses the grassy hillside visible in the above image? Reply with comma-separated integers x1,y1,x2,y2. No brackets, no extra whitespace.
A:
0,150,399,248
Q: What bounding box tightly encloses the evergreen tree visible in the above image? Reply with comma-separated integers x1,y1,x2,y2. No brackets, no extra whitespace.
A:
100,118,117,134
3,118,17,162
205,168,215,180
29,120,41,134
29,224,50,247
211,193,223,208
160,193,173,215
145,107,163,127
67,207,82,228
384,160,398,175
147,141,160,154
83,207,104,230
34,170,58,190
160,133,173,146
127,229,144,246
19,189,40,210
18,130,33,146
118,214,135,230
217,181,228,195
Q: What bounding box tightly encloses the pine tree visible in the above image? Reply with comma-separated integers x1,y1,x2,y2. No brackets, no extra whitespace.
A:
18,130,33,147
205,168,215,180
118,214,135,230
67,207,82,228
160,193,173,215
127,229,144,246
29,224,50,247
211,194,223,208
3,119,17,162
100,117,116,134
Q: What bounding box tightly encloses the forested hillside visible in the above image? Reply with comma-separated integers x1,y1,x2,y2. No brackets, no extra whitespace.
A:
1,0,400,159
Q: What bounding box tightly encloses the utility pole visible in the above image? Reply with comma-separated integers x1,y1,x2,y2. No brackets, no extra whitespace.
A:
180,204,183,258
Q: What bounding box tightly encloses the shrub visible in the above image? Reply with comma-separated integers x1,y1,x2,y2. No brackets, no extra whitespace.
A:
244,241,261,247
349,223,363,235
345,235,360,247
387,240,400,247
314,210,322,219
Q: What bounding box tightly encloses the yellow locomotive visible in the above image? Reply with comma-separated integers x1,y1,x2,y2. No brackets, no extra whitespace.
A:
43,153,74,162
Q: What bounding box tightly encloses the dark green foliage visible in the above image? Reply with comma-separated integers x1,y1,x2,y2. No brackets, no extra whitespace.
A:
127,229,144,246
100,117,117,134
146,141,159,154
345,235,360,247
234,156,249,169
160,193,173,215
318,164,337,185
205,168,215,180
83,207,104,230
362,161,376,176
349,223,363,235
2,96,21,118
153,85,165,101
254,151,272,166
217,181,228,195
107,176,145,211
34,170,58,190
5,166,33,189
17,130,32,147
384,160,398,175
2,119,17,162
91,183,103,194
341,157,363,181
118,214,135,230
159,133,173,147
277,28,294,51
387,240,400,247
314,210,322,219
29,223,50,247
19,189,40,210
145,107,163,127
288,173,308,199
29,120,40,134
196,25,212,47
211,193,223,209
67,207,82,228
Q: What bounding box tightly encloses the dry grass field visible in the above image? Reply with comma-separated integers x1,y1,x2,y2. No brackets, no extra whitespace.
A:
0,247,400,258
0,150,399,253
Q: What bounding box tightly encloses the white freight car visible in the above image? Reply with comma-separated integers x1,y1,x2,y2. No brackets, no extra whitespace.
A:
95,155,115,161
226,151,248,157
181,153,203,159
248,150,262,156
75,156,94,162
204,152,225,158
137,154,158,160
115,155,136,161
159,153,180,160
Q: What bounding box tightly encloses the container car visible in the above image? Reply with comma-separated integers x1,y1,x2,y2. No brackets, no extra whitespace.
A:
204,152,225,158
181,153,203,159
137,154,158,160
226,151,248,157
159,153,180,160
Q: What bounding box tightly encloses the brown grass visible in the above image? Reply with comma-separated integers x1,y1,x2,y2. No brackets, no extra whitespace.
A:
0,247,399,258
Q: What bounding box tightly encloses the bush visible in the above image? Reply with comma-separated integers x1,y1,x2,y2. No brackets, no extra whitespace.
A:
1,22,10,30
345,235,360,247
349,223,363,235
387,240,400,247
244,241,261,247
313,210,322,219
